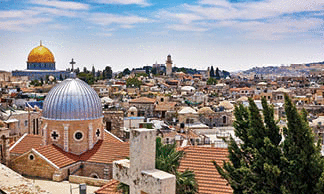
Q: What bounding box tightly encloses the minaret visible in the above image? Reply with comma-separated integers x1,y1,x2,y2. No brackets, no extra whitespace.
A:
70,58,76,72
166,55,173,76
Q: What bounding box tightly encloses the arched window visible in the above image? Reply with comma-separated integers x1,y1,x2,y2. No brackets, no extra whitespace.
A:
223,116,227,124
90,173,99,179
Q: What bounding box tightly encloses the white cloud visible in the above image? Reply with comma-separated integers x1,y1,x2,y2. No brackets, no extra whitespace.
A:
188,0,324,20
168,24,208,32
48,23,69,29
94,0,151,7
231,17,323,40
30,0,90,10
30,7,80,17
157,0,324,39
0,17,51,31
157,11,203,24
0,10,39,18
89,13,150,26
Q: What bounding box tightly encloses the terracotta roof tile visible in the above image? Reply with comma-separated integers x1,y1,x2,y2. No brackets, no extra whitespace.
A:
96,146,232,194
35,144,79,168
81,140,129,164
13,131,129,169
10,134,43,154
129,97,156,104
179,146,232,194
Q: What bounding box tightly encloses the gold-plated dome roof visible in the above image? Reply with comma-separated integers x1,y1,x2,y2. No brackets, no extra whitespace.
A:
27,42,55,63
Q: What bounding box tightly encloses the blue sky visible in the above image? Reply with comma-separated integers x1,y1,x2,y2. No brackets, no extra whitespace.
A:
0,0,323,72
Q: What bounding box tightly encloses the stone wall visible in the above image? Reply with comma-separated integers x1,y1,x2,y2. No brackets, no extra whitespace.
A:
103,111,124,139
69,175,109,187
10,150,56,179
81,161,112,180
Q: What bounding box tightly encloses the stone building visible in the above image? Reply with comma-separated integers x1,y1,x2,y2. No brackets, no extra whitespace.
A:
9,79,129,181
166,55,173,76
129,97,156,118
12,41,75,80
1,110,41,136
103,111,124,139
198,107,233,128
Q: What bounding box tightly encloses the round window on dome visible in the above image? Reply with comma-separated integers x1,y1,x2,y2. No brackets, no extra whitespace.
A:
74,131,84,141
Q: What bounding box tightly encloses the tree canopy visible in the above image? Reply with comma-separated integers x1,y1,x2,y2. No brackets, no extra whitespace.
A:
215,96,324,194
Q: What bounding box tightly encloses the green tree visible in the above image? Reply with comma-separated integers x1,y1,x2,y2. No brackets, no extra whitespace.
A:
122,68,131,76
103,66,112,79
215,67,220,80
126,77,142,88
210,66,215,78
83,67,88,73
215,96,324,194
207,77,217,85
215,97,282,193
151,67,157,75
281,95,324,193
77,72,95,85
45,75,49,84
92,65,96,78
118,137,198,194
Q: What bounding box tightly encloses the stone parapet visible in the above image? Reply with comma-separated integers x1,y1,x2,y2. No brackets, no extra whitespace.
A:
69,175,109,187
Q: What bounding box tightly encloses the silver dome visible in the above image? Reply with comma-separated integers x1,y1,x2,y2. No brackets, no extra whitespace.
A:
42,78,103,120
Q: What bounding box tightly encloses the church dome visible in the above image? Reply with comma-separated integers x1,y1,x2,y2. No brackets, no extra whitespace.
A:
42,78,102,120
27,42,55,63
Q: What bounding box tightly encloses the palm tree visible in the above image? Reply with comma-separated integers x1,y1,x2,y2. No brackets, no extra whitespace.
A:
117,137,198,194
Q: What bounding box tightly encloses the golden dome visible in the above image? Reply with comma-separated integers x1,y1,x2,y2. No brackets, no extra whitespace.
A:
27,42,55,63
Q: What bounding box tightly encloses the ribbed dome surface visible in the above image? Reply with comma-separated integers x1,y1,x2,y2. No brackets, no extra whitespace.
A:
43,78,102,120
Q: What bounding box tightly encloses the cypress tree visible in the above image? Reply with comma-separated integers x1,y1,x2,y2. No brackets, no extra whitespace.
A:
281,94,324,193
215,97,282,193
215,67,220,80
210,66,215,78
216,95,324,193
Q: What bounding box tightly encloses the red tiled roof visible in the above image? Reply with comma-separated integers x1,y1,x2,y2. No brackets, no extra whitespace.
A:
96,146,232,194
103,131,123,143
129,97,156,104
179,146,232,194
81,140,129,164
35,144,79,168
95,179,121,194
10,134,43,154
11,131,129,169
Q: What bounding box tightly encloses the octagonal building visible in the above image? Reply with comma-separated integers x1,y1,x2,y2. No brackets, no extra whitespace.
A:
42,78,104,155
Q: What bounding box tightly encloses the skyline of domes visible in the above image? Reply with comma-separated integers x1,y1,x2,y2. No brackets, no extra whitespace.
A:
27,41,55,63
42,78,102,121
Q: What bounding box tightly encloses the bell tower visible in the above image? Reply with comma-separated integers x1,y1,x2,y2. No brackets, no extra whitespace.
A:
166,54,172,76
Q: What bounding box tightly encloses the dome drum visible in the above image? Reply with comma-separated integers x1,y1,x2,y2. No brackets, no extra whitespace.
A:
27,62,55,70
